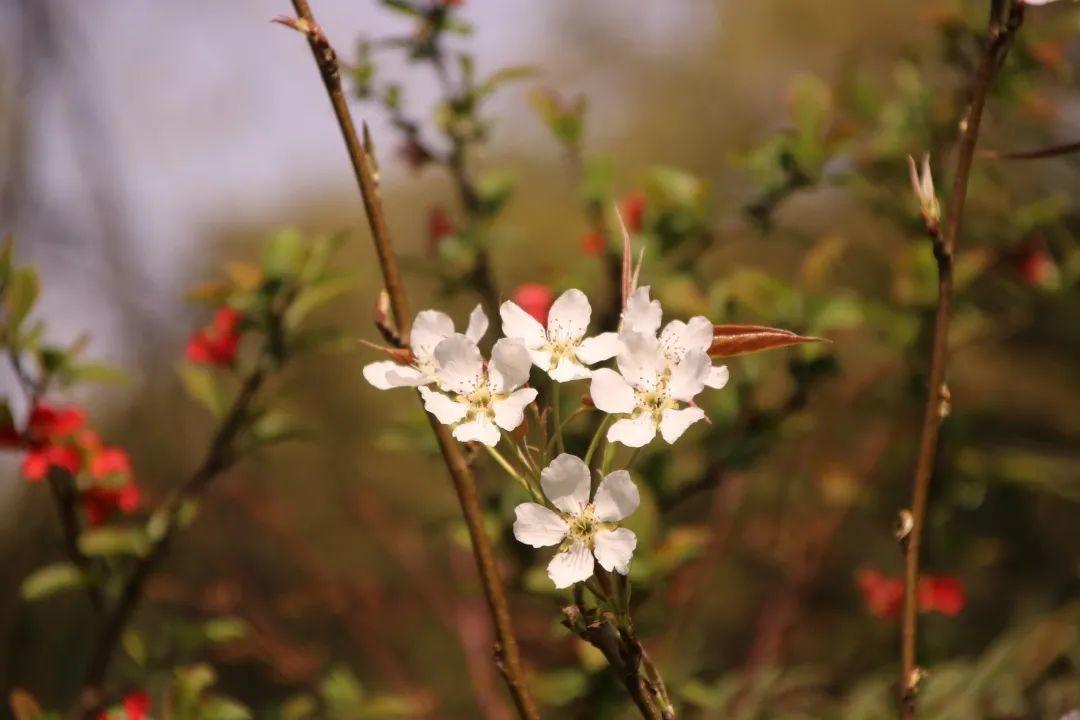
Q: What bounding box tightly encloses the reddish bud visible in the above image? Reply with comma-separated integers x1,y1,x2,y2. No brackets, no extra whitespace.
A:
427,206,455,253
90,447,133,482
580,230,605,257
187,307,243,366
918,575,966,616
856,568,904,619
122,691,151,720
619,191,647,233
27,404,86,442
21,445,82,483
511,283,555,326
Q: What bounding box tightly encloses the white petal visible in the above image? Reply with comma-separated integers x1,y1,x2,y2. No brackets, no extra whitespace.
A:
548,357,592,383
659,406,705,444
607,414,657,448
410,310,455,361
660,316,713,360
668,349,710,402
528,348,553,371
488,338,533,393
575,332,621,365
419,386,469,424
547,542,594,589
540,453,592,515
593,470,639,522
620,286,662,336
546,289,591,342
453,416,500,447
433,334,485,394
500,301,547,349
616,331,666,391
593,528,637,574
465,304,489,343
363,360,403,390
493,388,538,432
705,364,730,390
589,369,636,414
513,503,569,548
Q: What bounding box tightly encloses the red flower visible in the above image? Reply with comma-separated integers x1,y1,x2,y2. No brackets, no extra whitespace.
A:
1016,238,1057,288
96,691,150,720
856,568,904,619
27,404,86,442
511,283,555,326
21,444,82,482
619,191,647,233
82,483,141,527
919,575,966,616
90,447,133,481
580,230,605,257
187,307,242,366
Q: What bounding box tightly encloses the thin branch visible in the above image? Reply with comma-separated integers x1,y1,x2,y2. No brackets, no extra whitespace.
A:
282,4,540,718
899,3,1024,717
979,138,1080,160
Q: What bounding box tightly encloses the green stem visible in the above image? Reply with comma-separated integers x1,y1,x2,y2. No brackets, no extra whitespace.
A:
552,383,565,454
584,415,614,468
485,444,537,499
545,406,590,458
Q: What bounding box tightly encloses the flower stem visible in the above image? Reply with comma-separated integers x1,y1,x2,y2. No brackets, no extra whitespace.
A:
552,383,565,454
584,415,614,468
485,444,535,496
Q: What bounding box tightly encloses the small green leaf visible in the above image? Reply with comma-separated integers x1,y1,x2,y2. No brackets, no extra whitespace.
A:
320,666,365,716
64,362,130,386
4,266,40,334
202,617,249,643
177,362,225,417
0,234,13,287
262,228,304,279
250,411,309,447
78,527,148,558
279,694,318,720
474,169,516,217
285,274,356,330
200,698,251,720
122,629,147,666
20,563,85,602
9,689,42,720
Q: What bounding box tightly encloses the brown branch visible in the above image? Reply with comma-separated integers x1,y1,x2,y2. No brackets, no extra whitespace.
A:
899,3,1024,717
979,138,1080,160
282,4,540,718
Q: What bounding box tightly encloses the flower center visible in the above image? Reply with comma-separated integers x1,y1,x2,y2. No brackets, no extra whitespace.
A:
546,337,579,365
461,384,497,420
566,505,598,545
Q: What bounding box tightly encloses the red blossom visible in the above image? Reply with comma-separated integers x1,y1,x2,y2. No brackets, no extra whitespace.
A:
857,568,966,620
919,575,966,616
511,283,555,326
82,483,141,527
21,445,82,482
27,404,86,441
96,691,150,720
580,230,605,257
427,206,455,253
619,191,647,233
90,447,133,481
187,307,243,367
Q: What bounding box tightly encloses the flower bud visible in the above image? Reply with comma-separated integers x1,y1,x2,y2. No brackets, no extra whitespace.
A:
907,154,941,234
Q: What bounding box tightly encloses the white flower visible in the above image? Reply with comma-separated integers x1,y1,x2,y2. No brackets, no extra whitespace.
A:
500,289,620,382
418,333,537,447
620,287,730,390
363,305,488,389
513,454,639,588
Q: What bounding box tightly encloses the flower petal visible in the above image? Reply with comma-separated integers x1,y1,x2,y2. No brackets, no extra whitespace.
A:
453,416,501,447
593,470,639,522
419,386,469,424
513,503,569,548
620,286,662,335
465,304,489,343
493,388,538,432
547,542,595,589
500,301,547,349
590,369,636,414
616,331,666,391
363,360,429,389
547,289,591,342
489,338,533,393
660,316,713,360
607,414,657,447
705,364,730,390
668,349,710,402
540,453,592,515
433,334,485,394
548,357,592,383
528,348,553,371
410,310,455,361
593,528,637,574
659,406,705,443
575,332,621,365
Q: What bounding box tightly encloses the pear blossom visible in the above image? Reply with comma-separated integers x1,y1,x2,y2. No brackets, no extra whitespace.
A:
363,305,488,389
513,454,639,588
501,288,620,382
418,334,537,447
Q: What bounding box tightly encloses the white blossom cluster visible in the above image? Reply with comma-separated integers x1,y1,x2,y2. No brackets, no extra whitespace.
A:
363,287,729,587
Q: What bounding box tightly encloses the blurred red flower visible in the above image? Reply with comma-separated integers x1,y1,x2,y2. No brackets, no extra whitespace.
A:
511,283,555,326
427,206,455,253
82,483,141,527
187,307,242,366
918,574,966,616
857,568,966,619
27,404,86,442
620,191,647,233
96,690,150,720
580,230,605,257
21,445,82,482
90,447,133,481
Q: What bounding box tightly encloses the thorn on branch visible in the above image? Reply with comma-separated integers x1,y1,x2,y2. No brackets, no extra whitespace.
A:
895,509,914,544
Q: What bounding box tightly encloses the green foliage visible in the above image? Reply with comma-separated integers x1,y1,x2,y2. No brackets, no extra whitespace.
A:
19,563,85,602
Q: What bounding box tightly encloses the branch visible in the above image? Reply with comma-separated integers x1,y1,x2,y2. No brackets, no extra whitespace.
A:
979,138,1080,160
281,4,540,718
899,3,1024,717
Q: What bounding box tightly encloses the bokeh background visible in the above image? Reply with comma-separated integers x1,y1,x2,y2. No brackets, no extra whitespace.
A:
1,0,1078,717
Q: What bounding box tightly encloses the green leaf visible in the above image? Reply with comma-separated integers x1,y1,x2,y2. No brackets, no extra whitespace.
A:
78,527,148,558
9,689,42,720
285,274,356,330
250,411,309,447
4,266,40,335
199,697,251,720
202,617,249,643
262,228,304,279
0,234,13,288
380,0,421,17
177,362,225,417
122,629,147,666
474,169,516,217
279,694,318,720
320,666,365,716
63,361,131,386
477,65,538,100
20,563,85,602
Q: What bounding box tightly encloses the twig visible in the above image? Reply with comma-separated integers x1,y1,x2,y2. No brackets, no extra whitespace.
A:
899,3,1023,717
979,138,1080,160
282,4,540,718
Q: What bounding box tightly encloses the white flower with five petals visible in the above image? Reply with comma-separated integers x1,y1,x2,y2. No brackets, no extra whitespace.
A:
513,454,639,588
418,333,537,447
501,289,621,382
363,305,488,389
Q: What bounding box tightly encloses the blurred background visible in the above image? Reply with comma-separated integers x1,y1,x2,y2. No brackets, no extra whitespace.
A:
1,0,1078,717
